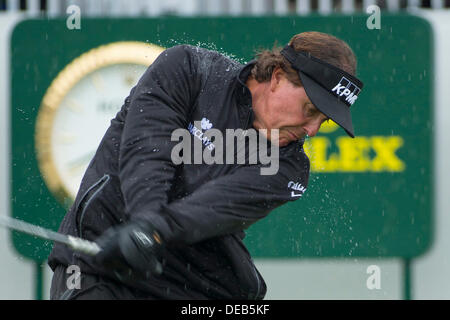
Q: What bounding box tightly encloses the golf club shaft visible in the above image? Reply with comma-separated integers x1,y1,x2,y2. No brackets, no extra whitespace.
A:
0,215,101,255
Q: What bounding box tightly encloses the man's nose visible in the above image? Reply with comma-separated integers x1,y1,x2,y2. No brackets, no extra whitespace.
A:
304,122,322,137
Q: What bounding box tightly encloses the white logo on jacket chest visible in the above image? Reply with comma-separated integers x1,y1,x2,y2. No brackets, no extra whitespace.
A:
188,118,215,151
288,181,307,198
201,118,213,130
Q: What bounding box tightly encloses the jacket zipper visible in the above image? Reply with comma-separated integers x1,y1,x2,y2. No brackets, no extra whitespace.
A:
77,174,110,238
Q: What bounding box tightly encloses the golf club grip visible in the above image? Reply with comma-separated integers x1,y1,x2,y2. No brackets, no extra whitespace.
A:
67,236,102,255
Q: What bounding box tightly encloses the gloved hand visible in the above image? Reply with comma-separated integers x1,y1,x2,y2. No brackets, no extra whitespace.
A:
94,220,164,281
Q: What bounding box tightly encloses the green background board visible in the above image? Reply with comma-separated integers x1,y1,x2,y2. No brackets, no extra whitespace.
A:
10,15,433,262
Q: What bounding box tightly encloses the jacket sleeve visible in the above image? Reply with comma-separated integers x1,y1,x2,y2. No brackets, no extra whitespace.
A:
136,146,310,246
119,45,205,218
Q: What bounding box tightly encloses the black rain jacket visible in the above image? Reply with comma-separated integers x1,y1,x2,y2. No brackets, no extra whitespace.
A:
48,45,310,299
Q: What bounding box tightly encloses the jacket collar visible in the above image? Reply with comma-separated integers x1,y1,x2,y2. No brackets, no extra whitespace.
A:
235,60,256,129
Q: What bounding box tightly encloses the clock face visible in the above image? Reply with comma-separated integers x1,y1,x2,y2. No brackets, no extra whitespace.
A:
36,42,165,205
51,64,147,198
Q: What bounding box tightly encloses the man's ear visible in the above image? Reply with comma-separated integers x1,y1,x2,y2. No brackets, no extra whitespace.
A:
270,67,284,92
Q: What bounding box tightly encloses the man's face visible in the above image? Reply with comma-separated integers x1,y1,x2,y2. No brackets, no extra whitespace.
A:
251,68,329,147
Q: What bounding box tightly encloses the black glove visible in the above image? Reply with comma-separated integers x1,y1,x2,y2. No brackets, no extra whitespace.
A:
95,220,164,281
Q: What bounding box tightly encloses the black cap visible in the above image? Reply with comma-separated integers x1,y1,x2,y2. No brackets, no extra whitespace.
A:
280,45,363,137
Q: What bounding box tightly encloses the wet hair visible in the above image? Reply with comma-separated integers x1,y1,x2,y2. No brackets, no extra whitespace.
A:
251,31,357,86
